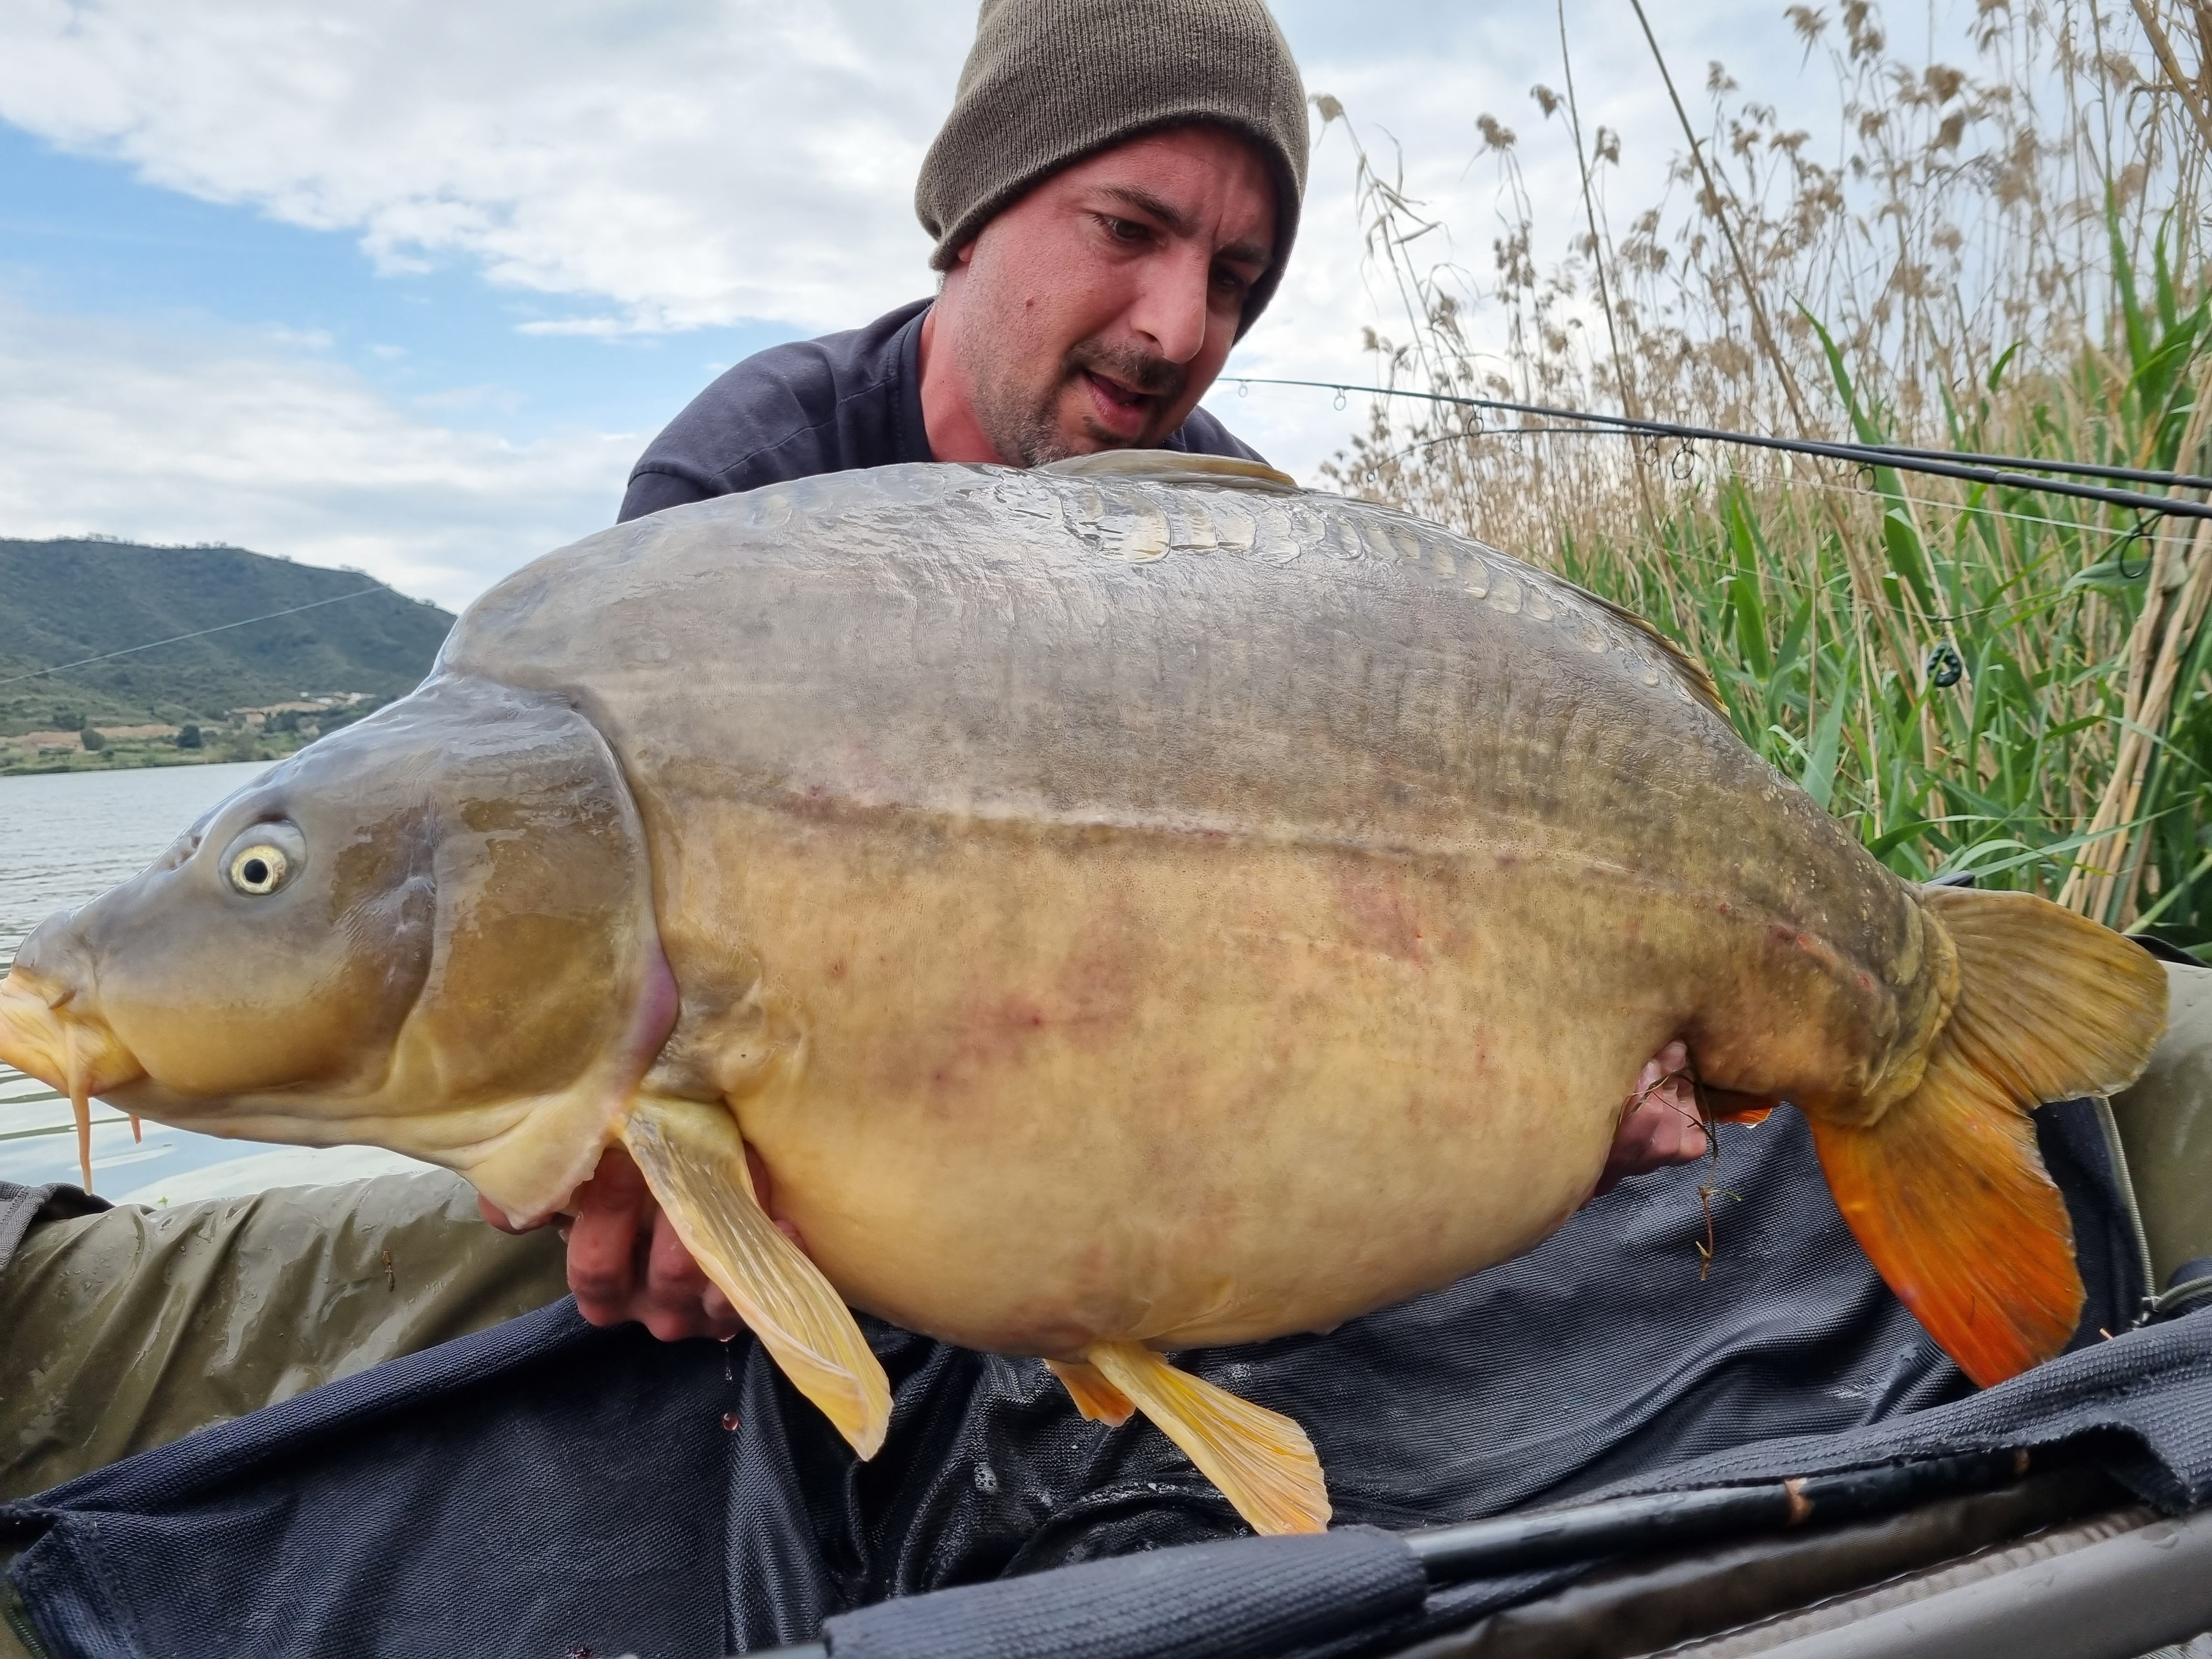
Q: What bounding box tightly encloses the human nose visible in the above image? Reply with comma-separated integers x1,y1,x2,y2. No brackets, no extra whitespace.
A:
1125,246,1214,365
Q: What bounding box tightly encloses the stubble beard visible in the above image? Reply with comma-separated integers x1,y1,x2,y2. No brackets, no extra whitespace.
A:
971,337,1189,468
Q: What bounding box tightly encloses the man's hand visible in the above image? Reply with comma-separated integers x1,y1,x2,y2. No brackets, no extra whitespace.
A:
1587,1039,1708,1203
478,1142,802,1342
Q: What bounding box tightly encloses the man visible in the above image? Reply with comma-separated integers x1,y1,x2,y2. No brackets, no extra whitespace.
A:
0,5,2181,1651
547,0,1712,1344
617,0,1299,520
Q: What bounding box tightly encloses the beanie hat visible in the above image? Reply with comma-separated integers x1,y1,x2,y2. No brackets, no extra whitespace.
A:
915,0,1310,336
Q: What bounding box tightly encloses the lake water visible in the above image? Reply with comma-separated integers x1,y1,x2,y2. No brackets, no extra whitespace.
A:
1,763,425,1204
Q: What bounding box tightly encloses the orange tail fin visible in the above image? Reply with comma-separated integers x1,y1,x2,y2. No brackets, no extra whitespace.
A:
1812,886,2168,1387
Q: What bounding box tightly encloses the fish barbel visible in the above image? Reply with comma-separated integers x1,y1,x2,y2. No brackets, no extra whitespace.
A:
0,452,2167,1535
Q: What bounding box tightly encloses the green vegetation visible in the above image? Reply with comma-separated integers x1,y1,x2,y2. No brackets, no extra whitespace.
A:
0,538,449,775
0,537,451,732
1322,0,2212,952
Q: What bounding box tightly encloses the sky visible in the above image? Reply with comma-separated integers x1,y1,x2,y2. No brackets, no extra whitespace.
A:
0,0,1860,611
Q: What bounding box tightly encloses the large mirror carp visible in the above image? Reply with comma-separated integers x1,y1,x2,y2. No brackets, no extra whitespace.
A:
0,453,2168,1536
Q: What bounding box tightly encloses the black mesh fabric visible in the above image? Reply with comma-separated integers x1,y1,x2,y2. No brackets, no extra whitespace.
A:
1,1103,2172,1659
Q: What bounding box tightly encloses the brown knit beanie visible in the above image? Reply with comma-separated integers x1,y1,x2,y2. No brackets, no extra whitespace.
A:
916,0,1310,336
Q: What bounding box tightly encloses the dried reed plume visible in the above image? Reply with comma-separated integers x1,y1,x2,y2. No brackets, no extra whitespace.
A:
1319,0,2212,946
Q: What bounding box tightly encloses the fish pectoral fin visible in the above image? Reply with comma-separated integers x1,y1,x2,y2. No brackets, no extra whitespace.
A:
1045,1358,1136,1426
1084,1341,1330,1536
619,1094,891,1459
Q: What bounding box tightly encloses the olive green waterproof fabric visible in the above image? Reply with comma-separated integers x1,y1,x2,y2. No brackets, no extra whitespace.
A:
2112,961,2212,1288
0,1169,567,1503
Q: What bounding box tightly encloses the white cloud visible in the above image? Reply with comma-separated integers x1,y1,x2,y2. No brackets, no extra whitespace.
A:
0,0,963,336
0,301,632,608
0,0,1807,347
0,0,1826,560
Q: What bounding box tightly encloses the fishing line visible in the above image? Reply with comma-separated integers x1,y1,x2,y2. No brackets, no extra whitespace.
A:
1373,425,2200,552
0,588,386,689
1349,430,2186,625
1714,463,2198,549
1229,377,2212,521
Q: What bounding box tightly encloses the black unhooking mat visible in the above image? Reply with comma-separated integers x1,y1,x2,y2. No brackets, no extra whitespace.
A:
5,1103,2202,1659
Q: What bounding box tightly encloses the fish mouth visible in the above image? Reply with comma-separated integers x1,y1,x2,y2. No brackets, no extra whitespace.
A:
0,966,148,1189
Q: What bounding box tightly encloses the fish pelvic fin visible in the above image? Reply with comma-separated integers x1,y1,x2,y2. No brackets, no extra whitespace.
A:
620,1094,891,1459
1045,1358,1136,1426
1812,886,2169,1388
1699,1086,1779,1125
1084,1341,1330,1536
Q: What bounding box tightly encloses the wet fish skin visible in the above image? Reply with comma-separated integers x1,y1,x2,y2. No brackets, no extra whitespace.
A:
3,679,669,1214
0,453,2168,1538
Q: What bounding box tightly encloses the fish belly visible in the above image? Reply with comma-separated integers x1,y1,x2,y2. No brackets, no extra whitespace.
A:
651,800,1696,1359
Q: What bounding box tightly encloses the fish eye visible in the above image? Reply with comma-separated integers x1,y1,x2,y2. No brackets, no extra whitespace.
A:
228,845,289,895
219,822,307,898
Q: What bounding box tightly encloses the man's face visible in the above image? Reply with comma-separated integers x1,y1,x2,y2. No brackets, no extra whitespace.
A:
938,125,1277,465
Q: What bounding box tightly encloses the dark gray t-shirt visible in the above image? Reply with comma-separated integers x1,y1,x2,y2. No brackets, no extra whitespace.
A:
617,298,1265,522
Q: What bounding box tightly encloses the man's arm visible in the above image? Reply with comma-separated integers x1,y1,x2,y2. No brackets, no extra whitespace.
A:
619,467,718,524
1171,403,1268,464
616,302,933,526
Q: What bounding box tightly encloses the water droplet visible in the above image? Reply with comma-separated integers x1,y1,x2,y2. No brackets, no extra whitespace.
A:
721,1412,741,1432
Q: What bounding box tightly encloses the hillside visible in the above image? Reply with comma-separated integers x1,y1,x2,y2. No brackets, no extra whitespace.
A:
0,538,454,737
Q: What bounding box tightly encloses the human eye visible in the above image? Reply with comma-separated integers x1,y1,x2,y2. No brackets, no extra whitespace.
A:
1097,215,1153,246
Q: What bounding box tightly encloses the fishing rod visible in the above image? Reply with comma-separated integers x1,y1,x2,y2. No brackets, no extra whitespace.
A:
1400,1446,2028,1579
1231,377,2212,522
753,1447,2044,1659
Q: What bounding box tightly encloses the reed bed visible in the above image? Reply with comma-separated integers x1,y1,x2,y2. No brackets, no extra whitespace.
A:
1318,0,2212,951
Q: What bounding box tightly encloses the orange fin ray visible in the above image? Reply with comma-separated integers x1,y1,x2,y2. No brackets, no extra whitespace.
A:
620,1094,892,1459
63,1025,93,1192
1084,1340,1330,1536
1819,887,2168,1387
1700,1086,1779,1126
1812,1086,2078,1387
1046,1358,1136,1426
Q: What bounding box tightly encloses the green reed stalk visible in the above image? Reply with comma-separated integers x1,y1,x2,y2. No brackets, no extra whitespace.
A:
1316,0,2212,954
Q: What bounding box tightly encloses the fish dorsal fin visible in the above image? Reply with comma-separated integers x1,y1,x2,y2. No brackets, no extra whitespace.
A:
1565,580,1728,717
1041,450,1300,494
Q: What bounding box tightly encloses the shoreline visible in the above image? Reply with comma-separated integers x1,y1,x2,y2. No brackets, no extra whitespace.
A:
0,735,315,780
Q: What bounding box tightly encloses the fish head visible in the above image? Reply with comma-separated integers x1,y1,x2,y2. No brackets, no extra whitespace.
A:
0,676,673,1222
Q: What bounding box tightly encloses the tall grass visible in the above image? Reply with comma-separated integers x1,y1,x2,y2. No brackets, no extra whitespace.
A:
1317,0,2212,951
